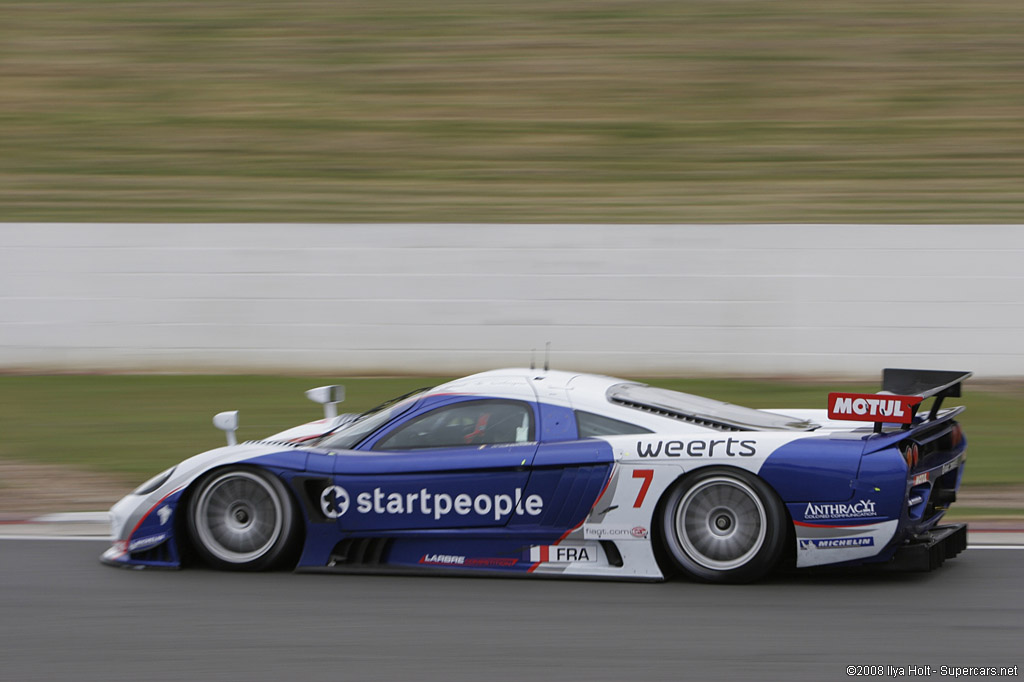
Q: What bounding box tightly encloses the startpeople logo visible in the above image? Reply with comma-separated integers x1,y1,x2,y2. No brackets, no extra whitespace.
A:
804,499,877,521
320,485,543,522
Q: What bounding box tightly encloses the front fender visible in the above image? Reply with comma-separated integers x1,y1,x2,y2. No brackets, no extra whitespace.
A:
102,442,309,569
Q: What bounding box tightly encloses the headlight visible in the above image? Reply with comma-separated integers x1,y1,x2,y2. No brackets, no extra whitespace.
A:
132,467,176,496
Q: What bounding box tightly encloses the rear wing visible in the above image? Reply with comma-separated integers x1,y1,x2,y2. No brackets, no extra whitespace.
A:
829,368,972,432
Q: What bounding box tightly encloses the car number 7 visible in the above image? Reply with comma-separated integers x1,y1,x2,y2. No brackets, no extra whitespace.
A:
632,469,654,508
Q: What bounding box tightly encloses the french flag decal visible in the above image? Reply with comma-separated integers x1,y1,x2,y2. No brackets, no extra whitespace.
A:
529,545,551,562
528,544,598,563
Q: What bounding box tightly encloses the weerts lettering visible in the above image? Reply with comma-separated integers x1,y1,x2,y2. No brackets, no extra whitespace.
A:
636,438,756,458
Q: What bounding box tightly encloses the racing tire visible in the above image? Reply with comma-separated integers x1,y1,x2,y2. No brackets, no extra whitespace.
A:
660,468,787,584
186,467,301,571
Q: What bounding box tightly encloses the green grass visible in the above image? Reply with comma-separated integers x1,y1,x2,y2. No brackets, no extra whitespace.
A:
0,375,446,480
0,375,1019,490
1,0,1023,221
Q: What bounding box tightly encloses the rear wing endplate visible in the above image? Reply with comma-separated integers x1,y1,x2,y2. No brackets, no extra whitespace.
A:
881,368,972,423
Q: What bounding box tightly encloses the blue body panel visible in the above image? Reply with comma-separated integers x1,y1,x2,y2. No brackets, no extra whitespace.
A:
758,435,864,503
536,403,578,442
774,417,967,567
289,435,614,572
783,444,905,529
109,488,186,568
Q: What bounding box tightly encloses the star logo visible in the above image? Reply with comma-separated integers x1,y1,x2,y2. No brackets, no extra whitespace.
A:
320,485,350,518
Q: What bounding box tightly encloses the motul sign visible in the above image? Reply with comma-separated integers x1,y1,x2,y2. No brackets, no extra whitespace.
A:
827,393,923,424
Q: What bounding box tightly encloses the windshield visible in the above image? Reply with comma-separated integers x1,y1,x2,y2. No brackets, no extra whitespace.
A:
317,388,430,450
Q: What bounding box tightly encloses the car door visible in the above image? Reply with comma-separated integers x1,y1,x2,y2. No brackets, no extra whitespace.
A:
327,398,540,532
506,408,634,534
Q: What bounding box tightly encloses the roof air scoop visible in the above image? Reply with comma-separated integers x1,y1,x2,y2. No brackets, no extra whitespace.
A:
607,383,818,432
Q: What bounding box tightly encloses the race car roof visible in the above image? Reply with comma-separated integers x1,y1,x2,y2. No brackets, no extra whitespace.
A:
438,369,816,432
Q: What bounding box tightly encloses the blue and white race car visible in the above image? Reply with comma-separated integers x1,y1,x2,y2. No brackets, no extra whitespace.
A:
102,367,970,583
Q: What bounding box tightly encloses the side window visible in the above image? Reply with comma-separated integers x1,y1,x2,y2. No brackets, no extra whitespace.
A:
575,410,652,438
373,400,534,451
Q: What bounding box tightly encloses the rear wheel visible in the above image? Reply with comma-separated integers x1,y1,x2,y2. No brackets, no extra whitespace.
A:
660,469,787,583
187,468,300,571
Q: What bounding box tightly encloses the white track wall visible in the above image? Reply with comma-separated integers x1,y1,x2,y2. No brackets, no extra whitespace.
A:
1,224,1021,378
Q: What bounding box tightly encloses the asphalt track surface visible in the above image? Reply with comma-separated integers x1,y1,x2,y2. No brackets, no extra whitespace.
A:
1,540,1021,682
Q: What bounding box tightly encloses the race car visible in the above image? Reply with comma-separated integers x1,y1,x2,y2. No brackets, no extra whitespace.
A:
102,367,970,583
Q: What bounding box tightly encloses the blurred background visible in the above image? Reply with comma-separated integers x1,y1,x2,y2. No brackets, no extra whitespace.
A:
1,0,1023,515
2,0,1023,222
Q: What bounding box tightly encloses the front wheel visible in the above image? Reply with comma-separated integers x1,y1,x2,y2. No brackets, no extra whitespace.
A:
187,467,300,571
660,469,787,583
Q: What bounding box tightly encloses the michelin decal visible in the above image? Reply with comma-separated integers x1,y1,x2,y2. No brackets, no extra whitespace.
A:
799,537,875,550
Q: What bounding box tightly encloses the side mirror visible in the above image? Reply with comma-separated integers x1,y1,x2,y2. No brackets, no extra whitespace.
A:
213,410,239,446
306,385,345,420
